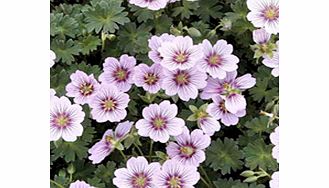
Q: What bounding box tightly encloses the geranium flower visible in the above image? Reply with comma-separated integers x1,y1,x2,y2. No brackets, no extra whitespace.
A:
50,50,56,68
196,39,239,79
207,95,246,126
128,0,169,11
158,36,203,70
99,54,136,92
247,0,279,34
89,84,130,123
66,70,100,105
162,67,207,101
148,33,175,64
153,159,200,188
113,156,161,188
188,104,220,136
136,100,185,143
166,128,211,167
270,171,279,188
253,28,271,44
201,71,256,113
88,121,133,164
50,96,85,142
263,41,279,77
133,63,164,94
50,88,56,100
270,126,279,162
69,180,94,188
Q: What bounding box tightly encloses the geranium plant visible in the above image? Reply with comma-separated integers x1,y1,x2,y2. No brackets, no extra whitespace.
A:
50,0,279,187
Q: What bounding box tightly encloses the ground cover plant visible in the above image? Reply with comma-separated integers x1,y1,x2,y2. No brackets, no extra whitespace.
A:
50,0,279,187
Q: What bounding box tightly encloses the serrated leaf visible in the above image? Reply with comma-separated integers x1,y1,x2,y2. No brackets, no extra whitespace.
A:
172,1,199,19
84,0,130,33
51,13,79,38
194,0,222,22
245,116,274,135
77,35,101,55
95,161,116,187
51,39,80,64
243,139,278,171
206,138,244,174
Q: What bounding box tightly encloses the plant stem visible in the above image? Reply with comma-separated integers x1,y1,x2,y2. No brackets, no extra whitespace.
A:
133,142,144,156
50,180,65,188
149,140,153,160
119,150,127,162
200,166,213,188
200,176,210,187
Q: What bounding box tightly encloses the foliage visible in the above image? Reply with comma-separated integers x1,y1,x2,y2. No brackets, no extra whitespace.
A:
50,0,279,187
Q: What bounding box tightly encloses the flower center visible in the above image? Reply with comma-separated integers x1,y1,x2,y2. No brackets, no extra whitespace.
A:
264,6,279,20
174,52,188,64
114,68,128,81
79,82,94,96
105,135,114,143
152,117,166,129
102,98,117,111
174,71,190,86
180,146,195,157
144,73,158,85
132,174,148,188
196,111,208,119
55,114,70,127
208,54,221,66
168,176,182,188
219,101,227,112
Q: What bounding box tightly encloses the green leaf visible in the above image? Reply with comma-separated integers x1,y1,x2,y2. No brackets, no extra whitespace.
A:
51,39,80,64
117,22,152,55
194,0,222,22
172,0,199,19
130,5,154,23
77,35,101,55
206,138,244,175
243,139,278,171
214,178,241,188
84,0,130,33
245,116,274,135
87,177,106,188
51,13,79,38
94,161,116,187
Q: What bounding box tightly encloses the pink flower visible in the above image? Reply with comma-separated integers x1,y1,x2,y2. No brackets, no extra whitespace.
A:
162,67,207,101
69,180,94,188
166,128,211,167
133,63,164,94
113,156,161,188
263,41,279,77
197,39,239,79
50,50,56,68
158,36,203,70
153,159,200,188
270,126,279,162
66,70,100,105
207,95,246,126
270,171,279,188
136,100,185,143
201,71,256,113
253,28,271,44
88,121,133,164
197,116,221,136
247,0,279,34
89,84,130,123
50,88,56,100
148,33,175,64
99,54,136,92
129,0,169,11
50,96,85,142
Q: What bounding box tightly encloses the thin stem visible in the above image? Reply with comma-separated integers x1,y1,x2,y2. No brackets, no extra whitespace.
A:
50,180,65,188
200,176,210,187
133,142,144,156
119,150,127,162
200,166,213,188
149,140,154,160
